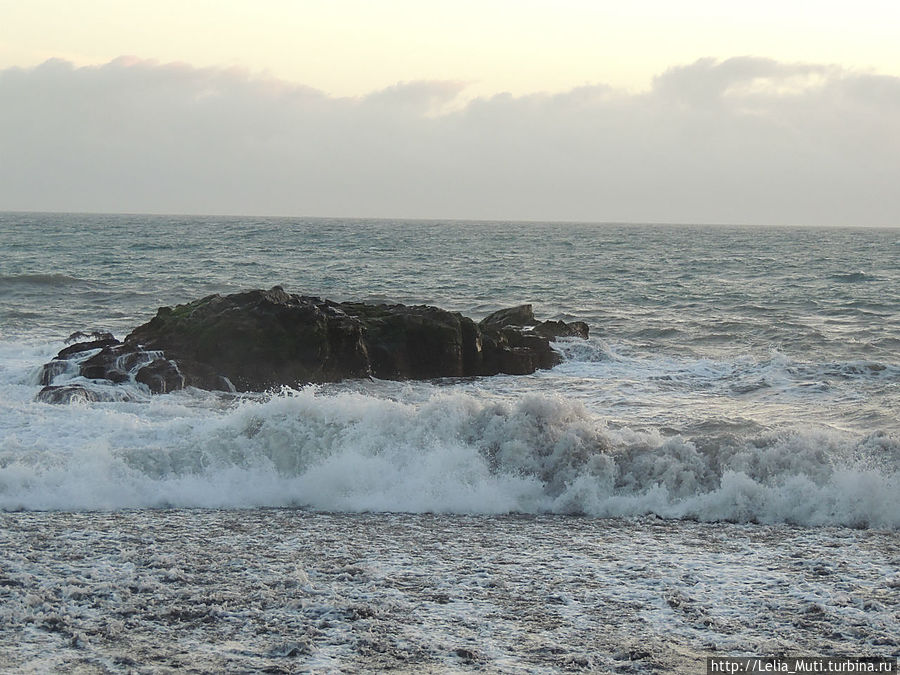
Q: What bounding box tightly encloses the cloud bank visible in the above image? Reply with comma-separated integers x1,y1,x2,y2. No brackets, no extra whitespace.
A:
1,56,898,225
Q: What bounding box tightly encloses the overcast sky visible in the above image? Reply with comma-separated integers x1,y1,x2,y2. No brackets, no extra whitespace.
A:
1,1,899,225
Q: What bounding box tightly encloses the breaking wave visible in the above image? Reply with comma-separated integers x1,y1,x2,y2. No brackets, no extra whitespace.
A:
1,387,897,529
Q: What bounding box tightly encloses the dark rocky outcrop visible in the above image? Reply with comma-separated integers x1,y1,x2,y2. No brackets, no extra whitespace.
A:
135,359,185,394
479,304,540,331
477,304,589,374
38,337,180,393
56,337,120,360
339,303,480,380
125,288,371,391
532,319,590,340
37,287,589,398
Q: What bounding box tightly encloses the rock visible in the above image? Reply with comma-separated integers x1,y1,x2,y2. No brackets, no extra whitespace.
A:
36,384,138,403
38,359,77,386
79,344,132,382
56,337,121,360
497,346,539,375
38,338,177,394
479,304,539,330
125,287,371,391
36,384,103,404
480,325,561,375
38,339,126,385
339,303,480,379
475,307,588,375
64,330,115,344
36,288,590,398
532,320,589,340
135,359,185,394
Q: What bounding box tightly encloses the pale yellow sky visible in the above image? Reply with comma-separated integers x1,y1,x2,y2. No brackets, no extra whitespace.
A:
2,0,899,97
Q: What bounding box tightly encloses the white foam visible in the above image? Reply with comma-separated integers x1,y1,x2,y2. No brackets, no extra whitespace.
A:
1,384,897,529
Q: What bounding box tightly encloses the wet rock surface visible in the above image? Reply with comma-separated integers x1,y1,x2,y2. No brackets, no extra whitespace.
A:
125,287,372,392
35,384,105,404
335,302,479,380
38,287,588,396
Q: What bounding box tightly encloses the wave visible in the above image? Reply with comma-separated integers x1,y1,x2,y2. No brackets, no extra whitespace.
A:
554,338,900,385
829,271,878,283
1,388,897,529
0,273,90,287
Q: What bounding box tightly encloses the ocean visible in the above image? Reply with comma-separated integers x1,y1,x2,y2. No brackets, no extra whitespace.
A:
1,212,898,672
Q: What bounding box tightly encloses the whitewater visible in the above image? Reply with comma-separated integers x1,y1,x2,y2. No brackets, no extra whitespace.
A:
1,213,898,672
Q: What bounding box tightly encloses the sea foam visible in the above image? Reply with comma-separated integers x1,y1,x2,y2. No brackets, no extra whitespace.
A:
1,385,897,529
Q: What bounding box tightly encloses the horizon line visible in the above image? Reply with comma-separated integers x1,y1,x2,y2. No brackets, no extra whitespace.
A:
2,209,897,230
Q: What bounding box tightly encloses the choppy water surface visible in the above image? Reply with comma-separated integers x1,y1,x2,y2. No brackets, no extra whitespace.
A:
0,213,898,670
1,213,897,523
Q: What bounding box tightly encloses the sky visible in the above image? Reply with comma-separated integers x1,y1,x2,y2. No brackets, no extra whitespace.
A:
1,1,899,225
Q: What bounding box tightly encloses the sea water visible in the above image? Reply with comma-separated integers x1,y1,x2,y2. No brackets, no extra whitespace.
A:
0,213,897,672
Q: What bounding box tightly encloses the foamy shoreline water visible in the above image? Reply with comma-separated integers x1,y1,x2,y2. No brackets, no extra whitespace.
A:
1,510,897,674
2,382,897,529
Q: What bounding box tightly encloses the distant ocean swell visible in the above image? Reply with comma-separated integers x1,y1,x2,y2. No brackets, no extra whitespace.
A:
0,273,91,287
555,337,900,381
2,386,897,529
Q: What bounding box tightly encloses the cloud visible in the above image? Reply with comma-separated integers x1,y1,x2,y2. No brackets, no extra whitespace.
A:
0,56,898,225
652,56,832,103
362,80,468,113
